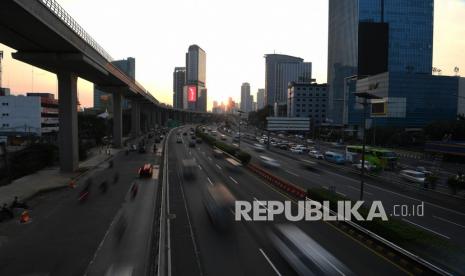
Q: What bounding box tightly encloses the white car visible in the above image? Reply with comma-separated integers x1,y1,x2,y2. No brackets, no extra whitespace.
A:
400,170,426,184
290,147,304,154
259,155,280,168
352,160,375,171
220,134,227,141
309,150,324,159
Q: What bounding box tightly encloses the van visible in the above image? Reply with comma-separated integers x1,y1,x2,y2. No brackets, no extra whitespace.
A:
324,151,345,164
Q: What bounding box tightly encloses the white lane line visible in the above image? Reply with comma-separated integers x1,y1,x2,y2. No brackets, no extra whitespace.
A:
253,197,269,211
198,165,202,170
229,176,239,184
206,177,213,186
323,168,465,217
433,215,465,229
402,218,451,239
216,164,222,170
259,248,282,276
284,169,299,177
345,185,374,196
336,191,346,197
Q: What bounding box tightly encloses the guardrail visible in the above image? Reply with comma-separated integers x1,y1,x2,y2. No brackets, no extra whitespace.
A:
39,0,113,62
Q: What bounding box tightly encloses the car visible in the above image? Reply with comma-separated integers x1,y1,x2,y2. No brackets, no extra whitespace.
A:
182,159,197,179
211,131,218,136
176,136,183,144
259,155,280,168
324,151,345,164
196,138,202,144
415,166,432,176
138,163,153,178
203,184,235,231
277,143,289,150
400,170,426,184
352,160,375,171
138,145,147,153
220,134,227,141
290,147,304,154
188,140,196,148
183,132,188,136
252,143,265,152
306,139,315,144
309,150,324,159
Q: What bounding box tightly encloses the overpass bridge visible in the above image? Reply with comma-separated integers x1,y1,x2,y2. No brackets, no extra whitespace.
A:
0,0,212,172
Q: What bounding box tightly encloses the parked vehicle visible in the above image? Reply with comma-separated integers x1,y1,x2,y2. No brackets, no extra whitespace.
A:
324,151,345,164
400,170,426,184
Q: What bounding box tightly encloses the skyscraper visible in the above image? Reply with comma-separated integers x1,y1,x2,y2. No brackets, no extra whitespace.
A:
184,45,207,112
240,82,251,112
327,0,434,124
93,57,135,111
265,54,312,107
256,89,265,110
173,67,186,109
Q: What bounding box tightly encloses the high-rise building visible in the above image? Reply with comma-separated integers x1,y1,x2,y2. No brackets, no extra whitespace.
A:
184,45,207,112
249,95,254,112
240,82,251,112
287,82,328,126
257,89,265,110
327,0,434,124
93,57,135,111
173,67,186,109
265,54,312,108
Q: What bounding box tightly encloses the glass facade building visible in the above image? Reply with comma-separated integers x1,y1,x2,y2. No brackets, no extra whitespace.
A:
327,0,434,124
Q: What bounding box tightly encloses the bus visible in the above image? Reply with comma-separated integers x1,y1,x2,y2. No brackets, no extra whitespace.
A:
346,145,398,170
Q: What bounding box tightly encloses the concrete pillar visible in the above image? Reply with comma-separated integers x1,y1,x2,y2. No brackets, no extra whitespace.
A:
131,100,141,136
113,92,123,148
57,72,79,172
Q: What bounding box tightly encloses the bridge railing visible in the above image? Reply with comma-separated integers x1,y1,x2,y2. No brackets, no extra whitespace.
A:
39,0,114,62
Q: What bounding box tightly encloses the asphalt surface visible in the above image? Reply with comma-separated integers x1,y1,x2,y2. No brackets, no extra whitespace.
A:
168,126,408,275
0,136,160,276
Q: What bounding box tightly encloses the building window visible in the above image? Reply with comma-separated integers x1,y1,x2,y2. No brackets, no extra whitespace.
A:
2,113,8,117
2,123,9,127
1,102,8,106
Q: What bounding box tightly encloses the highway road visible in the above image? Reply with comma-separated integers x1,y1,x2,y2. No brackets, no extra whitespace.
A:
0,136,161,276
167,125,409,275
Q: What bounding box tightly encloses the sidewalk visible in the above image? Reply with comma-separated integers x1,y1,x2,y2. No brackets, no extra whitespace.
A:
0,147,122,206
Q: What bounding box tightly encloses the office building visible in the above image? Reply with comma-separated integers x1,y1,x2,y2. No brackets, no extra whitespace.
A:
265,54,313,108
287,82,328,126
173,67,186,109
184,45,207,112
327,0,434,124
0,93,58,136
93,57,135,111
346,72,465,129
240,82,251,113
257,88,265,110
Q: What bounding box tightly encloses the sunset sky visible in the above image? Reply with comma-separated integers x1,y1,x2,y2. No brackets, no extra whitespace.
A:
1,0,465,110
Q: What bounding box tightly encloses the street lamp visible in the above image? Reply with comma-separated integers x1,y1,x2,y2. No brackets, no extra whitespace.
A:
237,110,245,148
354,91,381,200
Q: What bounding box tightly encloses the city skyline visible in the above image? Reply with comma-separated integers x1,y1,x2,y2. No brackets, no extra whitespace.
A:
0,0,464,110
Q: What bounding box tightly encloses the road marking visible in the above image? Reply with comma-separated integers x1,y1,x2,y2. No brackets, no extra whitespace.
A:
253,197,269,211
259,248,282,276
229,176,238,184
284,169,299,177
345,185,373,196
198,165,202,170
402,218,450,239
216,164,222,170
433,215,465,229
207,177,213,186
336,191,346,197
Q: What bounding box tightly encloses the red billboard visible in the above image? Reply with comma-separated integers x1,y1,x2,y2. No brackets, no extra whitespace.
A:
187,85,197,102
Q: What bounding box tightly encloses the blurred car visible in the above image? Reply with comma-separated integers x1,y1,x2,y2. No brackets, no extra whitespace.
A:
211,131,218,136
138,145,147,153
268,224,352,276
308,150,324,159
352,160,375,171
277,143,289,150
182,159,197,180
259,155,280,168
220,134,227,141
290,147,304,154
324,151,345,164
252,143,265,152
203,183,235,231
196,138,202,144
400,170,426,184
183,132,188,136
415,166,432,176
176,136,183,144
154,136,161,143
188,140,196,148
130,144,137,151
138,163,153,178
